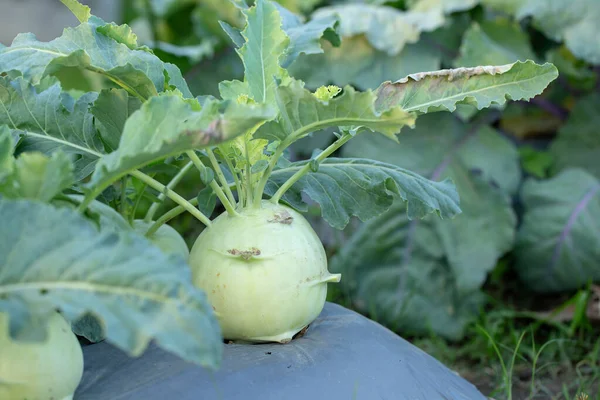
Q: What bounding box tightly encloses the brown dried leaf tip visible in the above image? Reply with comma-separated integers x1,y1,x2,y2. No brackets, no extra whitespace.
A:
228,247,261,260
268,210,293,225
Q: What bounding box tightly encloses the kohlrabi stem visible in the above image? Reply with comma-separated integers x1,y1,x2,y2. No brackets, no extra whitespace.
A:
130,170,212,228
186,150,239,217
206,148,237,207
144,160,194,223
146,197,199,236
254,145,285,208
119,176,128,217
270,133,352,204
243,140,254,208
223,155,244,207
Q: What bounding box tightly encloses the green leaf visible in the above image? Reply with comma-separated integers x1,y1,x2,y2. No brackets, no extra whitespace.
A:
276,4,340,68
0,76,102,181
0,126,14,182
455,19,536,67
311,4,440,56
516,0,600,64
515,169,600,292
251,159,269,174
0,199,222,367
290,36,441,90
91,89,142,152
550,94,600,179
61,0,92,23
329,203,486,340
375,60,558,114
87,95,275,191
72,313,105,343
519,147,554,179
255,79,415,145
226,0,290,104
339,112,519,334
546,47,596,90
268,157,461,230
0,151,74,202
197,186,217,217
0,12,180,100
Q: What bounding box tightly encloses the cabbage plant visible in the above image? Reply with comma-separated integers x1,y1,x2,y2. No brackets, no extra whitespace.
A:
0,0,557,396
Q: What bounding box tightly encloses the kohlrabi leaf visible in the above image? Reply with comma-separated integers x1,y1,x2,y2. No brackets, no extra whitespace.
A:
87,95,275,192
374,60,558,114
515,169,600,292
275,4,340,68
267,157,461,230
0,198,222,367
311,4,440,56
516,0,600,65
455,19,536,67
255,79,415,145
0,76,102,181
0,151,74,202
550,94,600,179
0,3,185,100
61,0,92,23
329,202,486,340
289,36,441,91
220,0,290,104
91,89,142,152
341,112,518,320
0,126,14,181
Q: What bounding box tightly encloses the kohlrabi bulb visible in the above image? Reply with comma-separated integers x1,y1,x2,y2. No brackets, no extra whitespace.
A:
133,220,190,260
189,200,340,343
0,311,84,400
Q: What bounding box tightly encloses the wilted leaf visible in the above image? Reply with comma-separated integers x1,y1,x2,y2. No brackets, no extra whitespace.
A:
515,169,600,292
267,157,461,230
0,199,222,367
375,60,558,114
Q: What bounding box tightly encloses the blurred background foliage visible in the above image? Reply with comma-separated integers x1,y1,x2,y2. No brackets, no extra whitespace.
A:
2,0,599,397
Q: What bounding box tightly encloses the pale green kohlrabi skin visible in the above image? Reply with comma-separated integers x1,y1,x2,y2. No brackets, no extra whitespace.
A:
0,312,84,400
189,200,341,343
133,220,190,260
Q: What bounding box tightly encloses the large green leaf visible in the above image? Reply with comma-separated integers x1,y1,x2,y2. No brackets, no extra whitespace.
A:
276,4,340,68
337,112,519,338
88,95,275,191
515,169,600,292
220,0,290,104
455,19,536,67
267,157,461,230
91,88,142,152
0,76,102,181
374,60,558,114
0,13,167,100
0,199,222,367
550,94,600,179
0,150,74,202
311,4,439,56
255,79,415,144
330,203,486,340
516,0,600,65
